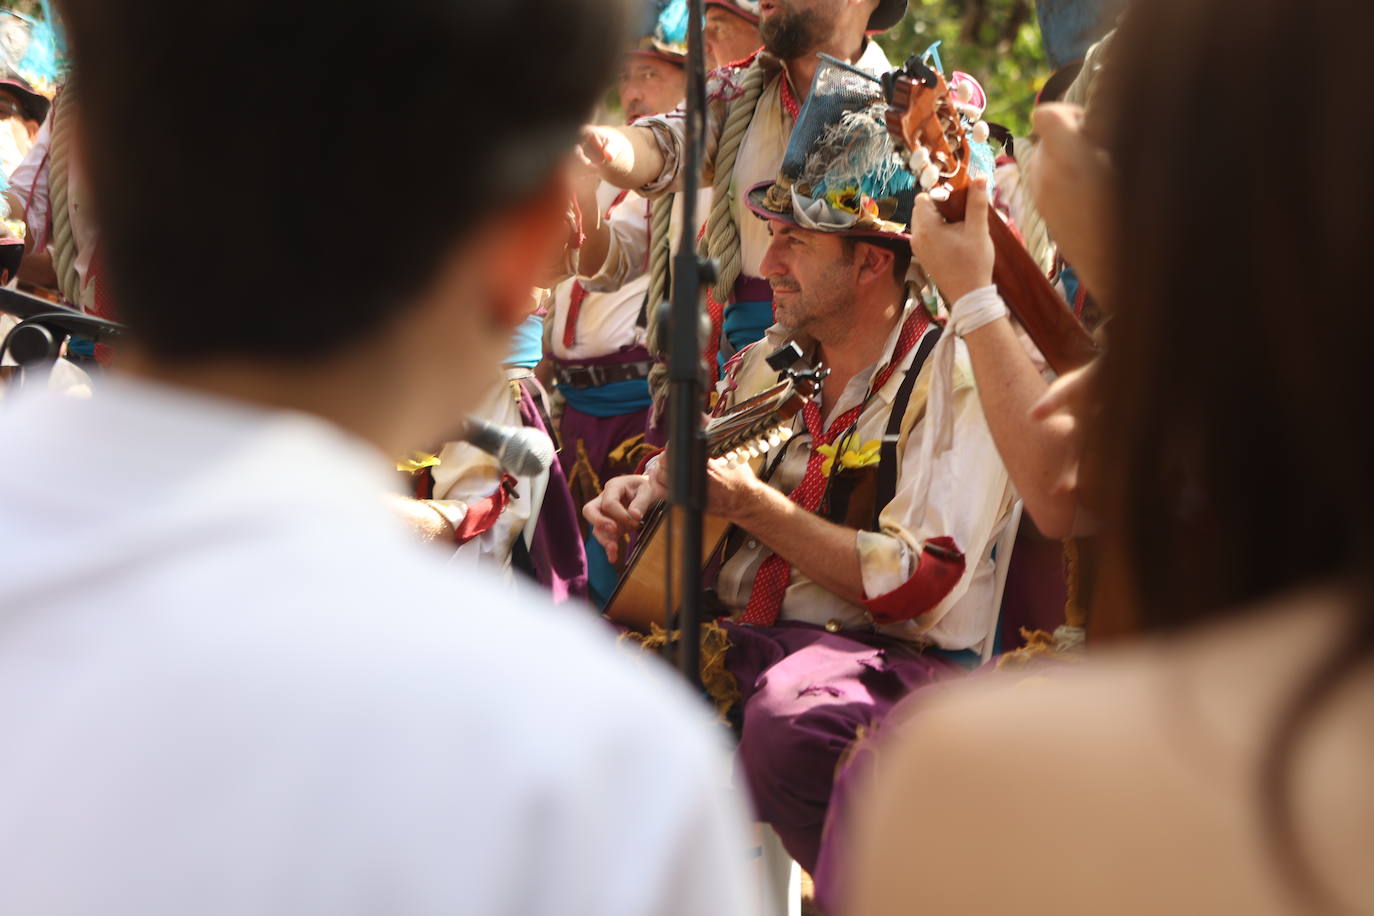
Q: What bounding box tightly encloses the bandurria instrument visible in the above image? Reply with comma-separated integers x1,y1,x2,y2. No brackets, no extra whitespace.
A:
605,354,826,632
882,56,1099,374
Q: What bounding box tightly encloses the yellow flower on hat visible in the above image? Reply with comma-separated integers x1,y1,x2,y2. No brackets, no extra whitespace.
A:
825,186,861,214
815,439,882,476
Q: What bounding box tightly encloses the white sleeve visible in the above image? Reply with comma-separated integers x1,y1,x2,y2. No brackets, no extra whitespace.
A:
8,115,50,210
631,64,743,196
580,189,651,292
856,359,1013,631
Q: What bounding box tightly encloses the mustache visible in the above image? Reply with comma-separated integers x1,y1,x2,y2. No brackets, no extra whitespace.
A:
769,278,800,292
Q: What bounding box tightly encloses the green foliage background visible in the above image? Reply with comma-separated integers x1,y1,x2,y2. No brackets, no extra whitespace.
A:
876,0,1049,137
0,0,1053,136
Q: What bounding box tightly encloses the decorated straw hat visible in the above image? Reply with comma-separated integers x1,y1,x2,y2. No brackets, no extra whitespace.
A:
704,0,760,24
629,0,689,65
745,56,917,241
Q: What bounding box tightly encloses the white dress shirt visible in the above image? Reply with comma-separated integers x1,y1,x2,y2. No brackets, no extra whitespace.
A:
548,182,652,361
0,375,756,915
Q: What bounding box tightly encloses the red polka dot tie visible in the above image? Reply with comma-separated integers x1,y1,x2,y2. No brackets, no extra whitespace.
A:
738,309,930,626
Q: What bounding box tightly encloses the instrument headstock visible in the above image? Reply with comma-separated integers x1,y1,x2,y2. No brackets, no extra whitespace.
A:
707,364,827,466
882,56,990,222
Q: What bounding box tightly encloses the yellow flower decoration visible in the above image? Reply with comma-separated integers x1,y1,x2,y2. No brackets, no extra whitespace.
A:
815,439,882,476
395,452,442,473
825,185,861,214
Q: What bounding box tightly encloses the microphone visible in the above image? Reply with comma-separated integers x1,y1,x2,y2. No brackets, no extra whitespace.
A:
459,417,556,477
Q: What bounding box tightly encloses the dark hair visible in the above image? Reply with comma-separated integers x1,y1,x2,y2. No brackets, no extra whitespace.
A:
60,0,630,361
1093,0,1374,906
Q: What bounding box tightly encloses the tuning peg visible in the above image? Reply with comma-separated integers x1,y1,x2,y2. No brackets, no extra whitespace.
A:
767,431,782,449
972,120,990,144
955,80,974,103
930,184,951,203
919,163,940,190
778,427,795,441
908,146,930,171
725,449,739,464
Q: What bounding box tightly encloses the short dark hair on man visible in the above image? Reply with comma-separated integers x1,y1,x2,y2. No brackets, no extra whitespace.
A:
61,0,631,361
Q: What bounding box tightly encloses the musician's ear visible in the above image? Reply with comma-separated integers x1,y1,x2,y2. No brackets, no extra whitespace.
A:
853,240,898,290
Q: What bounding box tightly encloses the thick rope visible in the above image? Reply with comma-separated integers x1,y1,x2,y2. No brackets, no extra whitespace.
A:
704,57,772,303
644,57,774,420
644,195,674,419
48,81,81,305
646,193,675,340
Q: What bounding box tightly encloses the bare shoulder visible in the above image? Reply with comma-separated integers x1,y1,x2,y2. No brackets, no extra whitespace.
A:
844,595,1374,915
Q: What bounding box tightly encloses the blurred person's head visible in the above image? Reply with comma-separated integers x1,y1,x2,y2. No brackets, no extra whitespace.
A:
0,79,46,136
58,0,630,453
1065,0,1374,905
1085,0,1371,640
704,1,760,69
618,53,685,122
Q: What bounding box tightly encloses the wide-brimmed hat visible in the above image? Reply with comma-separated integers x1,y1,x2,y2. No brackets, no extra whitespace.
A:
705,0,760,25
869,0,909,33
0,74,49,122
629,0,689,65
745,56,916,241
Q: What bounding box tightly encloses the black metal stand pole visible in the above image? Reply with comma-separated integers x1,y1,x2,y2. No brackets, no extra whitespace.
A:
667,0,712,689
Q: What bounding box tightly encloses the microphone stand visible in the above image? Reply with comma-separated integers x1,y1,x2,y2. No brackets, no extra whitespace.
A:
666,0,713,690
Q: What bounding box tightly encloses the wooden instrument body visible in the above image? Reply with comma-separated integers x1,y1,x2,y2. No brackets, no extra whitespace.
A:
884,61,1098,374
604,369,824,631
603,505,733,633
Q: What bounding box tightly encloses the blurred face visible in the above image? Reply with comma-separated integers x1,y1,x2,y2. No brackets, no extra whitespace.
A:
757,0,840,60
705,7,761,69
618,56,686,122
0,89,37,137
759,221,857,334
1028,103,1114,301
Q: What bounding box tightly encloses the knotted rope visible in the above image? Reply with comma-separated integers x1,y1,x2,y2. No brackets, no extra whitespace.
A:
48,80,82,305
644,56,777,418
703,57,773,303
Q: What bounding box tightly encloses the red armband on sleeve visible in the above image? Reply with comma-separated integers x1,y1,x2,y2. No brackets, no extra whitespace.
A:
634,446,665,476
861,536,967,626
452,474,518,546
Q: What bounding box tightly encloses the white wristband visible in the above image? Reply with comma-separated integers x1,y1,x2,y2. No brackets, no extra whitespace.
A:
948,284,1008,338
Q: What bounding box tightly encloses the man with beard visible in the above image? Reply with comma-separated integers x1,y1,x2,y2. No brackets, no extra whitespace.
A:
582,0,906,384
584,65,1014,875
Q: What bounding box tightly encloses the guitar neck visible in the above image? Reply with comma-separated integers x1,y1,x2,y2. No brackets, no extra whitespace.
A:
985,206,1098,374
884,65,1098,375
935,184,1096,374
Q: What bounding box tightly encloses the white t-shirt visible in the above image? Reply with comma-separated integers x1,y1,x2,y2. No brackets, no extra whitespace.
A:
0,376,756,915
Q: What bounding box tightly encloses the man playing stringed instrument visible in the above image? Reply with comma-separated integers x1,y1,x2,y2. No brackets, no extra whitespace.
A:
584,59,1015,874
